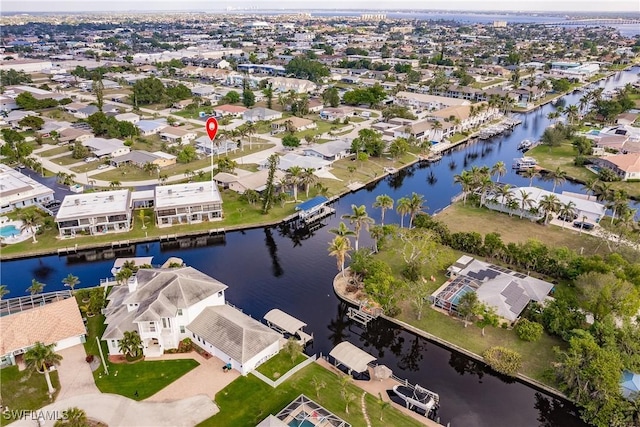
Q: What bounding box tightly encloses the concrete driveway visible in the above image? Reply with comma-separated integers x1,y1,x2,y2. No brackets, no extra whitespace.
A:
11,394,218,427
55,345,99,401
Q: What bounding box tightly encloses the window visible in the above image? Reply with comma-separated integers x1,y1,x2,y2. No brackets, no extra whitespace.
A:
218,291,223,297
177,309,183,316
180,326,185,333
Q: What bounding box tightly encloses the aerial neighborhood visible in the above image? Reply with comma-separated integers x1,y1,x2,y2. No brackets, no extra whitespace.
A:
0,6,639,427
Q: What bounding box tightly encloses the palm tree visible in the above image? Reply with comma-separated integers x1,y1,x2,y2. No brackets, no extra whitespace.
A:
377,393,391,422
27,278,45,295
286,166,303,202
62,274,80,292
607,189,629,225
557,201,577,228
109,180,121,189
565,105,579,125
518,190,534,219
24,342,63,394
581,178,599,201
118,330,143,359
341,205,374,251
245,121,256,150
396,197,411,228
54,407,87,427
329,222,356,239
491,161,507,183
521,168,540,187
477,175,494,208
548,167,567,193
373,194,394,226
20,211,40,243
328,235,351,277
538,194,561,225
299,168,317,198
406,192,426,228
453,171,474,205
0,284,9,299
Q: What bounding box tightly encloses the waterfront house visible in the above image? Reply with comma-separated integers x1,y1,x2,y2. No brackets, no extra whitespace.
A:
188,305,281,375
55,189,133,237
102,266,280,374
394,91,470,111
592,153,640,181
0,164,55,214
213,104,247,118
154,181,223,227
1,294,85,367
486,186,606,223
431,256,554,323
213,169,286,194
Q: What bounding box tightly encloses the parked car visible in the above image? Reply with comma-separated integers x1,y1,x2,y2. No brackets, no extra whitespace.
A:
558,213,578,222
97,164,109,170
44,200,61,209
85,157,98,163
573,221,594,231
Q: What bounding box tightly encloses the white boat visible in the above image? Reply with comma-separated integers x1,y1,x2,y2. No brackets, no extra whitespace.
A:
512,157,537,170
392,383,440,417
517,139,534,150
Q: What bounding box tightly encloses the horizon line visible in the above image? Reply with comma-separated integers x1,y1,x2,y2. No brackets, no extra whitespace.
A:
2,8,639,13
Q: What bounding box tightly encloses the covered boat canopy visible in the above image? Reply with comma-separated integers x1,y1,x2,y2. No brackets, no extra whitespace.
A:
264,309,307,335
329,341,376,374
295,196,328,212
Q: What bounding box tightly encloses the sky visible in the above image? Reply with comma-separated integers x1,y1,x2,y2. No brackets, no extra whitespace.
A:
1,0,638,12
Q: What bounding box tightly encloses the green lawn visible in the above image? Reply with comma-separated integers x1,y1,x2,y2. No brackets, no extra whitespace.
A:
471,78,506,89
200,363,423,427
94,359,199,400
255,352,307,380
0,366,60,426
526,142,640,198
397,302,563,383
38,145,71,157
53,154,84,166
78,297,199,401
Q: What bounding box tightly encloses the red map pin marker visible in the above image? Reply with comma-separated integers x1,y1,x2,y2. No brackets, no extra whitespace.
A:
205,117,219,140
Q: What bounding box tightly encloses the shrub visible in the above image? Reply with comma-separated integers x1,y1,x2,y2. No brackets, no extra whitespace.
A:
515,319,544,342
85,354,94,363
483,346,522,377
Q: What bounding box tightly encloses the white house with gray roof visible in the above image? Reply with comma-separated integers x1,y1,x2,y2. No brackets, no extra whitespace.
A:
188,305,281,375
303,139,352,161
55,189,132,237
102,267,281,374
102,267,228,357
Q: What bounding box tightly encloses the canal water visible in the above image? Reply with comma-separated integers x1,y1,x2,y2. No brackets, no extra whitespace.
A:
3,67,638,426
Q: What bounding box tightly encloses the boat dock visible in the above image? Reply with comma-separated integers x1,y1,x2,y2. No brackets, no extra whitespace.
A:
512,156,538,170
316,357,446,426
347,302,383,326
264,308,313,345
477,117,522,140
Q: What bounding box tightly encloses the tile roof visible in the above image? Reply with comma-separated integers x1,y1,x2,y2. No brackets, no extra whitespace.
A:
0,297,85,355
188,305,280,363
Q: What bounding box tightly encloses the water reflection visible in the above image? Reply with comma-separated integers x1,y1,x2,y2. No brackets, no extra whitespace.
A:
327,301,352,347
448,351,485,382
397,335,427,372
264,227,284,277
534,393,585,427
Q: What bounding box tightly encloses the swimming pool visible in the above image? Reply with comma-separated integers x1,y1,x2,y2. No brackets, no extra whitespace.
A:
0,224,19,238
587,130,600,135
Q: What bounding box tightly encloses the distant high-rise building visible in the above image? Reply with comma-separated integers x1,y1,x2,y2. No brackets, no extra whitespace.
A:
493,21,507,28
361,14,386,22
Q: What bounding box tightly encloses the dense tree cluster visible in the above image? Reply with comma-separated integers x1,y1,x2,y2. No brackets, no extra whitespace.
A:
284,56,330,82
0,128,32,162
87,112,139,139
0,69,32,86
131,76,191,106
15,92,66,110
342,84,387,108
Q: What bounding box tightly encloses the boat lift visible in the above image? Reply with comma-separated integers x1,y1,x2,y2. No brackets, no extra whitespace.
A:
264,309,313,345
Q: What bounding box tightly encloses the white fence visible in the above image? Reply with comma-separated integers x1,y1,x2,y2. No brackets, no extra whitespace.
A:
251,354,317,388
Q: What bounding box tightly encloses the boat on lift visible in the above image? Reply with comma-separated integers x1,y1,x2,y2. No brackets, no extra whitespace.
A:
517,139,534,151
392,383,440,418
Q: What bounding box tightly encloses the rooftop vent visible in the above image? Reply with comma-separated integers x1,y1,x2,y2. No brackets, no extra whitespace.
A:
168,189,172,195
75,199,80,205
108,195,114,201
198,186,204,192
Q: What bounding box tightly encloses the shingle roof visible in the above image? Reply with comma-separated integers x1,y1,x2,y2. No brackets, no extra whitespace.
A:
188,305,280,363
0,298,85,355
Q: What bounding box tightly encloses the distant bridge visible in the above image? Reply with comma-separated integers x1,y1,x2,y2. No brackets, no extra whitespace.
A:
544,18,640,26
